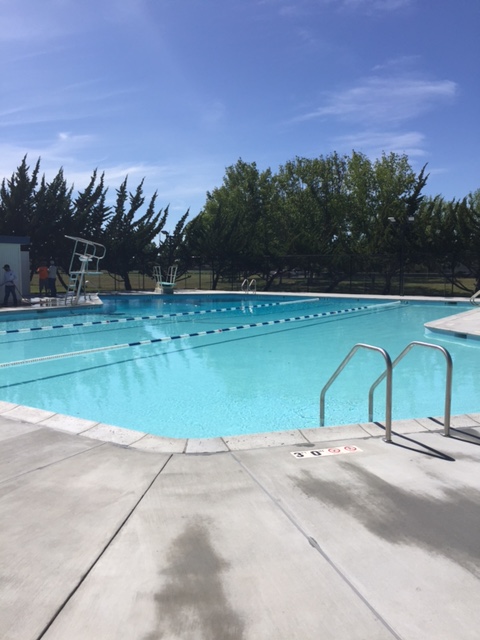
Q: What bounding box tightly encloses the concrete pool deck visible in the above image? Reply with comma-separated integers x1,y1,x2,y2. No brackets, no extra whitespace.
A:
1,297,480,638
2,410,480,640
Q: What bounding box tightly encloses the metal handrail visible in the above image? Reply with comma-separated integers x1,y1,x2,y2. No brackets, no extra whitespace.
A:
470,290,480,306
65,235,106,273
320,343,393,442
368,341,453,437
241,278,256,293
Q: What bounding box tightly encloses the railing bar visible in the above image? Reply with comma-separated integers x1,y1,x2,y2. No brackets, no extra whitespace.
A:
368,341,453,437
320,343,393,442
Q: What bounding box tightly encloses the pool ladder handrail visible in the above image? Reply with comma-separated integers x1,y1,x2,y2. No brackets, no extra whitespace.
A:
470,289,480,306
241,278,257,294
320,341,453,443
320,344,393,441
368,341,452,438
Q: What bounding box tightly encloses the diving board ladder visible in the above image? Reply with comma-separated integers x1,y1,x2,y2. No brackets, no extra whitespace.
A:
64,235,106,305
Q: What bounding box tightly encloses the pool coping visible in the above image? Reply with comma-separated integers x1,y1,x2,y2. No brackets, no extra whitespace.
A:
1,399,480,454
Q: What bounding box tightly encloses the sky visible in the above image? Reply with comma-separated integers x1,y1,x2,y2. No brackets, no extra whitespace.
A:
1,0,479,231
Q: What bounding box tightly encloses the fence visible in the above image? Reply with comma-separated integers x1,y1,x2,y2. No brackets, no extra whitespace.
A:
29,254,477,299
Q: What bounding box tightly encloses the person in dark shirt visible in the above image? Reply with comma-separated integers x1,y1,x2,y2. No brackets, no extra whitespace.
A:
0,264,18,306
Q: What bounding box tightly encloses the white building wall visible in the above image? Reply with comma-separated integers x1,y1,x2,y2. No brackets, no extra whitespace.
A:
21,249,30,296
0,240,30,298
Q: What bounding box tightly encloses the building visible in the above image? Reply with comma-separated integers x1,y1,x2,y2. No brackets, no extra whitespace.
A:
0,236,30,298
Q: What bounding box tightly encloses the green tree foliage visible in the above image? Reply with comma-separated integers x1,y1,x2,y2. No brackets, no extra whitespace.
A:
417,193,480,293
0,151,477,295
275,153,351,290
0,156,40,236
185,159,276,288
0,157,180,291
158,210,190,275
71,170,111,240
102,178,169,290
187,151,431,292
32,169,73,272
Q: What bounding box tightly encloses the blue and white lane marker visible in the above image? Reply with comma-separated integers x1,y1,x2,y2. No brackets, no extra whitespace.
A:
0,298,321,336
0,304,378,368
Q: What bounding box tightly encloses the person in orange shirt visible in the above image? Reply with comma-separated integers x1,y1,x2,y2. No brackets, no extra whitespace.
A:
36,262,48,296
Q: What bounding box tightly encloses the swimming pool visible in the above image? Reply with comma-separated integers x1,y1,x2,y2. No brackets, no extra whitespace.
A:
0,294,478,438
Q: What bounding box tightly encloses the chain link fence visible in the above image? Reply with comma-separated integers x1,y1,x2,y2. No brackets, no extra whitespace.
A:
30,254,478,298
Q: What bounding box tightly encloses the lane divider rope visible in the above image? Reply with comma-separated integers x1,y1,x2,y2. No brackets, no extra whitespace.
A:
0,297,321,336
0,302,399,369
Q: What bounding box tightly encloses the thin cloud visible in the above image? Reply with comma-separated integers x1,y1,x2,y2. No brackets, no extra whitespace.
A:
372,55,421,72
0,137,212,222
0,81,135,128
0,0,90,42
256,0,413,14
341,0,412,11
200,101,227,128
296,76,457,126
0,0,151,43
333,130,427,158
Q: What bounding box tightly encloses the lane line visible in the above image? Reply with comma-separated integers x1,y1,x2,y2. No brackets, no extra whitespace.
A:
0,303,399,369
0,298,321,335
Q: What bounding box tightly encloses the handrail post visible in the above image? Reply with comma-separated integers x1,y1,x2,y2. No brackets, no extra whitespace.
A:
470,290,480,306
442,348,453,437
368,341,453,438
320,343,393,442
383,359,393,443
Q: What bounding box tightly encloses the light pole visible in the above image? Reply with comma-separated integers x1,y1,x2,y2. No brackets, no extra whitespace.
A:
161,230,174,267
192,256,201,289
388,216,414,296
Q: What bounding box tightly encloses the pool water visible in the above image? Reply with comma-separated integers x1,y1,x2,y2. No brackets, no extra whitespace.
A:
0,294,478,438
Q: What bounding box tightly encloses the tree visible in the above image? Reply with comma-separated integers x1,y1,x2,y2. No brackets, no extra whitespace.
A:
0,156,40,235
344,153,428,293
447,193,480,291
31,168,74,280
275,154,352,290
157,210,190,276
102,178,169,290
71,170,111,240
185,159,274,288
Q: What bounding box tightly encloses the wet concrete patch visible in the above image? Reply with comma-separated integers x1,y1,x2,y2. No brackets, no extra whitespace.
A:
145,518,245,640
292,462,480,576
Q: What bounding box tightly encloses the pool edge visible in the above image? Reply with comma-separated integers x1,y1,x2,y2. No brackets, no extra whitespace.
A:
1,400,480,454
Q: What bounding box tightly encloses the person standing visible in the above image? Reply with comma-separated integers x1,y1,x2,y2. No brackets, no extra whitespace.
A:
0,264,18,306
47,260,58,297
36,262,48,296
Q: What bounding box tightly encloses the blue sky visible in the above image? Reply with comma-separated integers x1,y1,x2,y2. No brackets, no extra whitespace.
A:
1,0,478,231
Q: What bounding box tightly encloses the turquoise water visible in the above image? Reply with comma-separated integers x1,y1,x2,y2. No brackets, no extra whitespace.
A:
0,294,478,438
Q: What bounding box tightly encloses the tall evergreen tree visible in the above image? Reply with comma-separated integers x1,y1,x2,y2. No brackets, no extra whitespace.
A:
71,170,111,240
0,156,40,235
32,168,74,276
102,178,168,290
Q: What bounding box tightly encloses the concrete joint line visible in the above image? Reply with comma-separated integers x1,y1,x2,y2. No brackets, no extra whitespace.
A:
0,440,107,486
230,452,403,640
35,453,174,640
